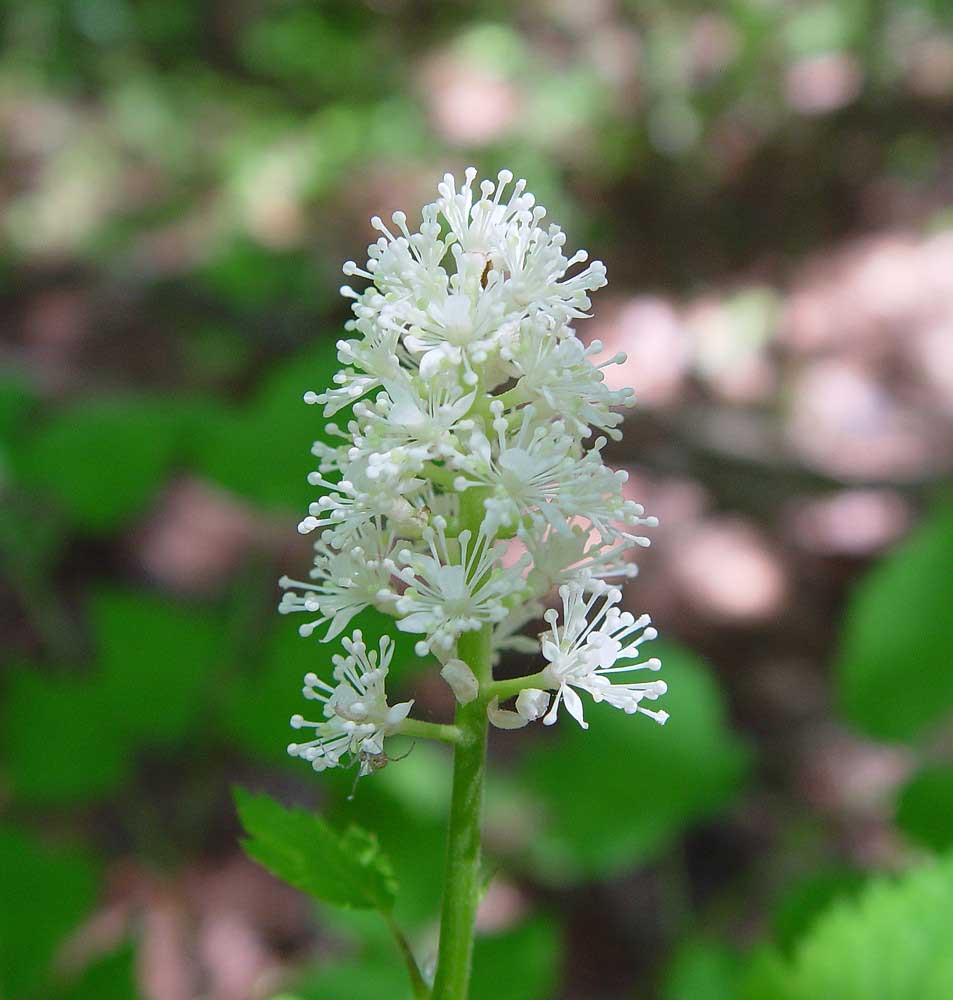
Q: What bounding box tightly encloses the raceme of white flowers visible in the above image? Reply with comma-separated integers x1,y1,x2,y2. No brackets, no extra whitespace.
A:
280,167,668,775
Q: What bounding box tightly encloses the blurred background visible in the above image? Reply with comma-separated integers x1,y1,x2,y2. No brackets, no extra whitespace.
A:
1,1,952,998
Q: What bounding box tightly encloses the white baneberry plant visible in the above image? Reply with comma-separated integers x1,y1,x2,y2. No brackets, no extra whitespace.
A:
279,169,666,998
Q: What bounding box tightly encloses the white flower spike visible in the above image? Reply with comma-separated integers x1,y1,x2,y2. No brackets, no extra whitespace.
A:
280,168,666,781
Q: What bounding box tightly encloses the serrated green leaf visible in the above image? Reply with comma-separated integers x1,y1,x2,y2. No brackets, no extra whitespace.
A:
235,788,398,912
744,855,953,1000
16,397,182,533
91,589,221,745
837,503,953,741
1,668,131,803
519,642,749,881
896,765,953,853
0,825,100,998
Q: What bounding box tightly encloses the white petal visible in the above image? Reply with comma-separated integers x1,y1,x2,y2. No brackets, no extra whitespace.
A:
515,688,550,722
561,685,589,729
486,697,528,730
440,659,479,705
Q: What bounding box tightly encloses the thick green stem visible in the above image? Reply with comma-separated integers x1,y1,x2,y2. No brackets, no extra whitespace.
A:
431,622,492,1000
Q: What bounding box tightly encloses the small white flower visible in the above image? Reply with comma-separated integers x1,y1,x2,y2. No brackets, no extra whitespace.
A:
287,630,413,774
538,581,668,729
278,521,399,640
391,517,528,656
502,326,635,434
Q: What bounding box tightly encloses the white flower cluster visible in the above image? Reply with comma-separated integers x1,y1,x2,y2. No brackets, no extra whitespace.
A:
282,168,667,774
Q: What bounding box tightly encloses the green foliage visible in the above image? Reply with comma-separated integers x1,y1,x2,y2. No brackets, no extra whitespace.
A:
0,826,99,999
91,589,221,744
53,945,139,1000
16,397,185,533
2,589,222,803
662,938,743,1000
519,642,749,880
744,855,953,1000
0,375,33,447
235,788,398,913
837,503,953,742
189,341,341,511
469,917,559,1000
896,765,953,853
771,867,867,954
277,912,558,1000
2,668,132,803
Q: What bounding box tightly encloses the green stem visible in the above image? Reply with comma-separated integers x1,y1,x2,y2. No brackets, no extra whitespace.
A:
397,718,463,745
431,483,493,1000
431,623,492,1000
484,670,550,705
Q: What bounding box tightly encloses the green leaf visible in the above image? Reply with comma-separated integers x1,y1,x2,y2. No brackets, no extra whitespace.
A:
190,341,340,511
896,765,953,853
772,867,867,954
91,589,221,745
53,945,139,1000
1,668,131,804
0,375,34,447
744,855,953,1000
16,397,183,533
0,825,100,998
235,788,398,912
837,503,953,741
662,939,743,1000
518,642,749,881
470,917,560,1000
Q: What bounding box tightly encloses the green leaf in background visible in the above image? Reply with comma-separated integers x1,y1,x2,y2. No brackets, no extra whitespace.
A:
273,907,411,1000
1,668,131,803
0,375,34,450
895,765,953,853
744,855,953,1000
0,825,99,999
190,340,340,512
91,589,221,745
470,917,559,1000
53,945,139,1000
837,502,953,742
16,397,183,533
235,788,398,912
771,867,867,955
662,938,743,1000
518,642,749,881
